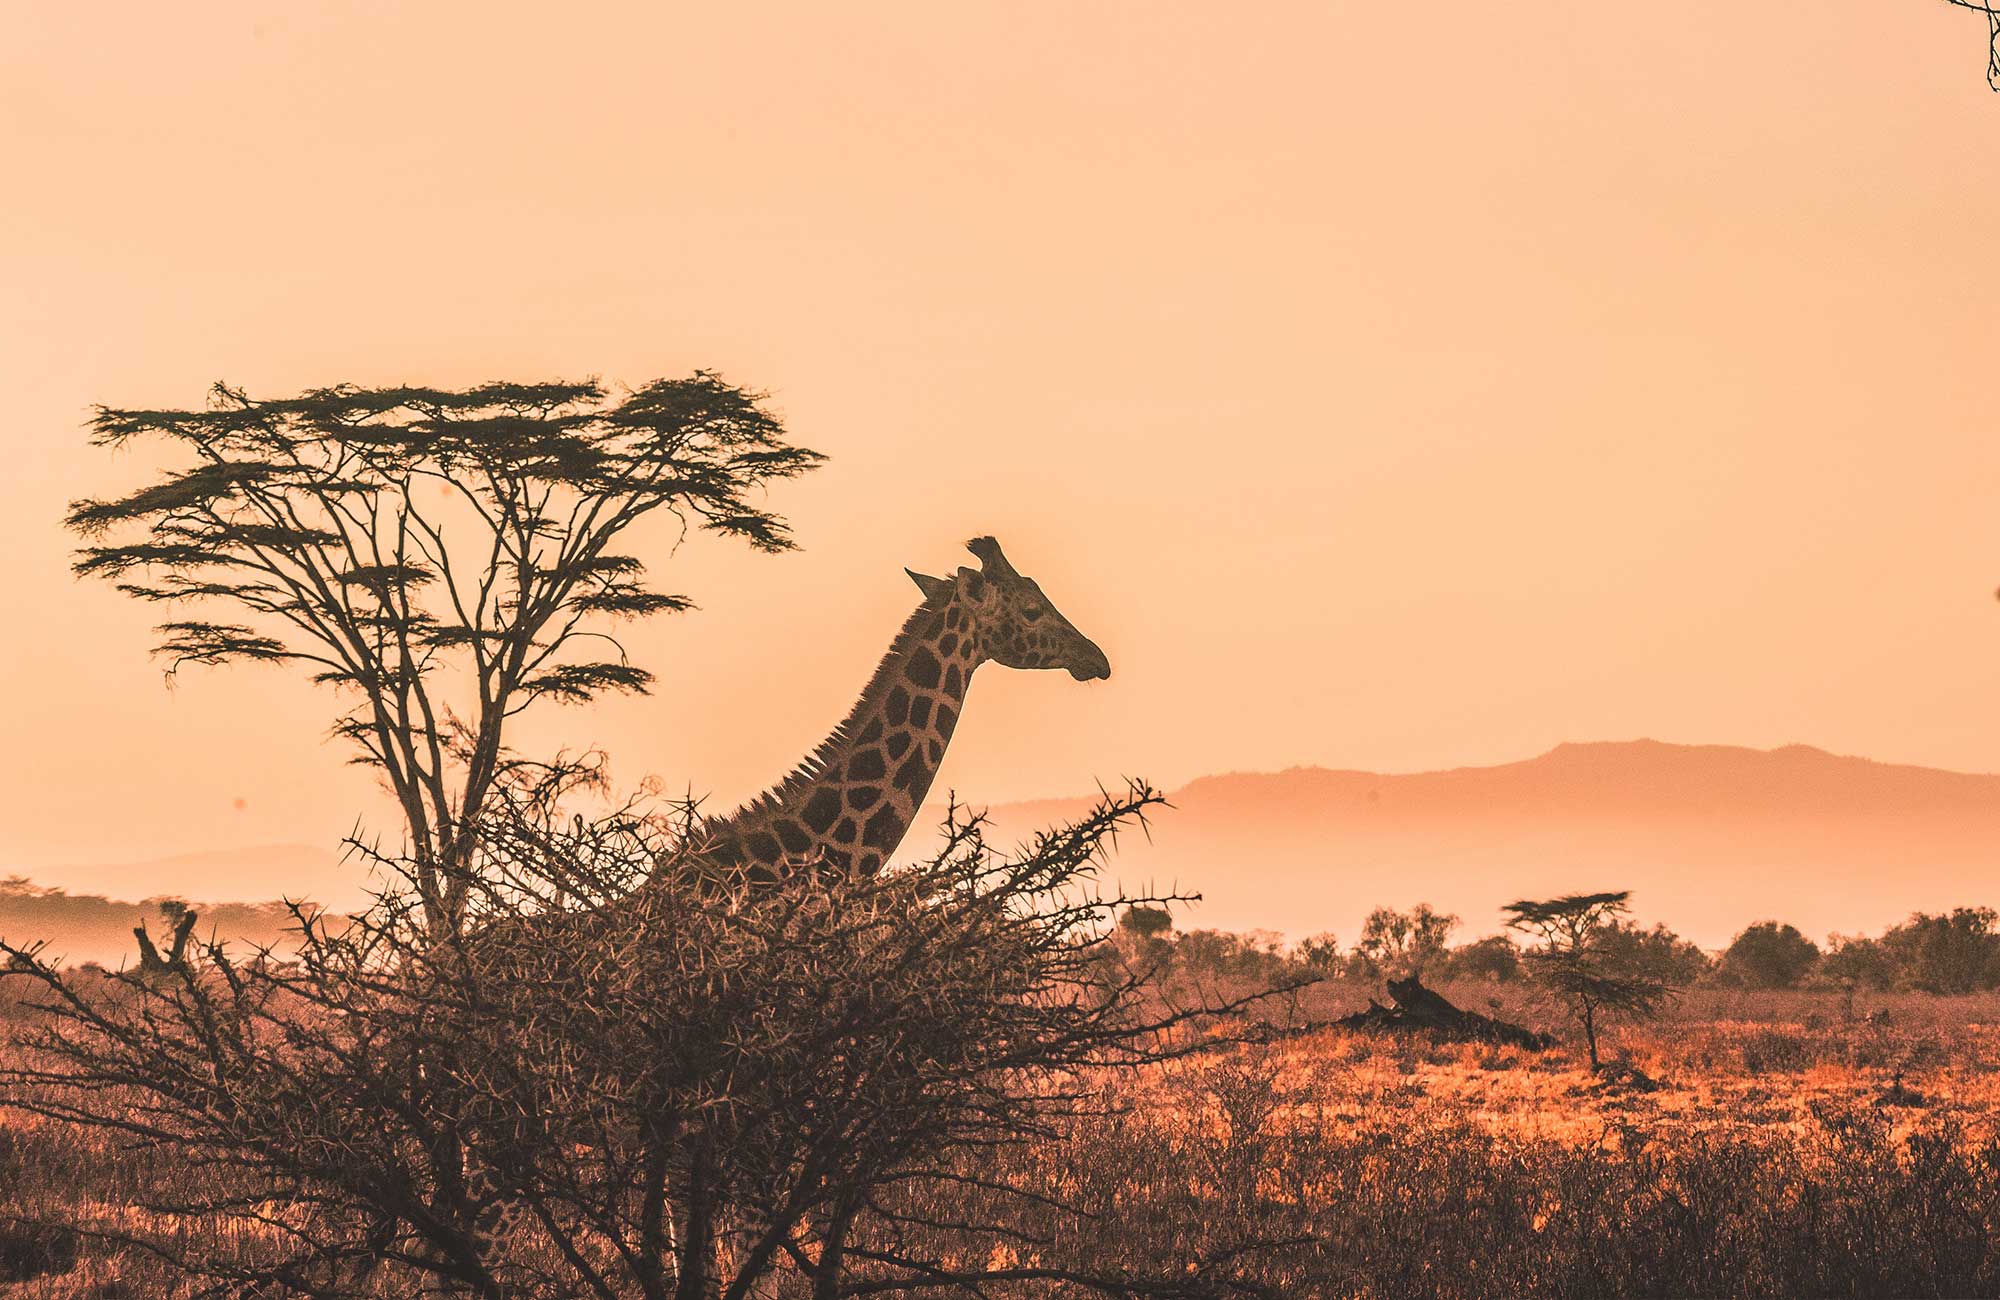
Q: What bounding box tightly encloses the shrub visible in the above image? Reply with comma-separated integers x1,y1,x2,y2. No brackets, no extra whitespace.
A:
1442,934,1523,983
1881,908,2000,993
1721,921,1821,989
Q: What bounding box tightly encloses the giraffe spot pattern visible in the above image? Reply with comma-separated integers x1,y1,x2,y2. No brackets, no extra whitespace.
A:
847,785,880,810
862,806,902,849
894,753,927,792
834,816,858,842
848,748,886,781
776,820,811,855
802,787,842,833
887,732,911,759
906,647,942,689
885,687,910,726
909,696,932,728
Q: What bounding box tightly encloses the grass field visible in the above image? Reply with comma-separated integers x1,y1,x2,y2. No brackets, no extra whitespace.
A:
4,979,1999,1297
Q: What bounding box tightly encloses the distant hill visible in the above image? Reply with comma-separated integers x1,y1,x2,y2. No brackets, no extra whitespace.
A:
13,742,1999,962
945,741,2000,949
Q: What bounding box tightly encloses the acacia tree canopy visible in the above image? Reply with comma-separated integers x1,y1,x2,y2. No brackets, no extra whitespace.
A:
66,374,823,929
1503,891,1673,1068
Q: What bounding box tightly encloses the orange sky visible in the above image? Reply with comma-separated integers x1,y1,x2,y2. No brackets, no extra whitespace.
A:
5,3,2000,896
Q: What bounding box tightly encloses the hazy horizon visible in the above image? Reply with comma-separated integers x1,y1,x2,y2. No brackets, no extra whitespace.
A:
15,735,2000,955
9,3,2000,894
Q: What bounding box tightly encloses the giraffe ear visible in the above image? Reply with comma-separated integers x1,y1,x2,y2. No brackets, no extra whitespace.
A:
906,568,951,599
965,536,1017,580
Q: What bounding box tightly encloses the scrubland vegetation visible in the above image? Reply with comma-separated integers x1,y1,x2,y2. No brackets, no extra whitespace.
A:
13,373,1999,1296
6,961,2000,1297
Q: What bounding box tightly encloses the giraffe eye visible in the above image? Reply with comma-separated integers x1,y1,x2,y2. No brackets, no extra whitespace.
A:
1021,604,1045,621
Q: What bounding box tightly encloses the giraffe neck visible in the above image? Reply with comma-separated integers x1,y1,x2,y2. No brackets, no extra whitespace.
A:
709,587,984,877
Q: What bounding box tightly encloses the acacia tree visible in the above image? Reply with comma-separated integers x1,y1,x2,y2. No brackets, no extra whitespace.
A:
1503,891,1672,1069
66,374,822,932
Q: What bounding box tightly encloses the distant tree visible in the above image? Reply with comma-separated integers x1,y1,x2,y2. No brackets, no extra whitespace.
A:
1113,903,1175,967
1597,919,1714,988
1820,933,1898,991
1292,932,1344,976
1353,904,1458,979
1443,934,1522,983
66,375,821,934
1880,908,2000,993
1173,928,1291,984
1720,921,1820,989
1118,904,1173,943
1503,891,1674,1069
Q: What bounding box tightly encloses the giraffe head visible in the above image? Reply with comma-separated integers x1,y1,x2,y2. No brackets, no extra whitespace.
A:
908,536,1111,681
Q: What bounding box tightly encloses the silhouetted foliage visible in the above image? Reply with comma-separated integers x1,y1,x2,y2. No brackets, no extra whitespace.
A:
1504,892,1676,1068
66,374,821,934
0,779,1303,1298
1821,932,1899,991
1292,931,1344,976
1171,928,1295,985
1720,921,1821,989
1880,907,2000,994
1351,904,1458,980
1441,933,1523,983
1597,918,1713,988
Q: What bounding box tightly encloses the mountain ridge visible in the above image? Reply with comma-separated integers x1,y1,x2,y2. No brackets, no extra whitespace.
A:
947,739,2000,949
9,741,1998,960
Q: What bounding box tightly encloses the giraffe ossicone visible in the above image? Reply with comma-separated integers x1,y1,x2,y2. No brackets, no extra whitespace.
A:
699,535,1110,879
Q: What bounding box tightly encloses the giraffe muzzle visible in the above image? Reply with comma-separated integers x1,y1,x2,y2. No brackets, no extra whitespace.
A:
1068,642,1112,682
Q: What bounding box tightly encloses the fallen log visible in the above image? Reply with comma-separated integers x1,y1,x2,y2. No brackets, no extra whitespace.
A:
1335,973,1552,1050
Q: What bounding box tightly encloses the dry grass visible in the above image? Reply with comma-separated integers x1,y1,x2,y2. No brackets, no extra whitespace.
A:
6,979,2000,1296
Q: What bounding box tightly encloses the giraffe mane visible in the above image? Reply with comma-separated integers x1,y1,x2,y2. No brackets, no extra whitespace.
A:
726,585,954,821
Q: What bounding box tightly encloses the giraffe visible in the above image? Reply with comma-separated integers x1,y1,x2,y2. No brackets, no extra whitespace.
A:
695,535,1111,879
460,537,1109,1261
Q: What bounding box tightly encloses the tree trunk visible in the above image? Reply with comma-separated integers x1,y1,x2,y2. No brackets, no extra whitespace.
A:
811,1200,856,1300
673,1147,716,1300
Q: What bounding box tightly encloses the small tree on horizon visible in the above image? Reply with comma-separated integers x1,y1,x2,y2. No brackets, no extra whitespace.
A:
1504,891,1673,1069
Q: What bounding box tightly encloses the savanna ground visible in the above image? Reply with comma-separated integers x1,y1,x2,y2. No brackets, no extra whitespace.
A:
5,974,1998,1299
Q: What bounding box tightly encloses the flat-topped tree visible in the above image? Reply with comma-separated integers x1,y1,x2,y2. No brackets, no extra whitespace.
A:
1504,890,1673,1069
66,373,822,932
